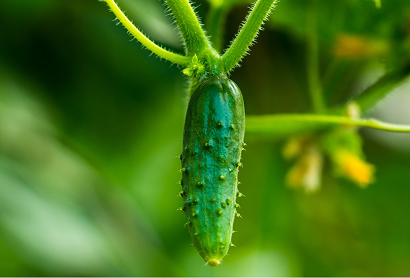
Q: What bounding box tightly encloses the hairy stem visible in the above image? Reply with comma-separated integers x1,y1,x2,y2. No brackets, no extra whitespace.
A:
245,114,410,139
165,0,211,55
306,0,326,113
104,0,190,65
222,0,277,73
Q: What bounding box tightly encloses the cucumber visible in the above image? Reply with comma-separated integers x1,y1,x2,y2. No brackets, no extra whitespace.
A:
180,77,245,266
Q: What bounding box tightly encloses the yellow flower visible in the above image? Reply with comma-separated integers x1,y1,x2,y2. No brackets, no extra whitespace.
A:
283,137,302,160
286,146,323,193
333,34,388,59
283,135,312,160
334,150,375,187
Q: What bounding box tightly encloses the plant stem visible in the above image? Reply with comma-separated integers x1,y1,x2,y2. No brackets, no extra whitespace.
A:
373,0,381,8
222,0,277,73
104,0,190,65
352,66,410,113
245,114,410,140
206,3,228,52
306,0,326,114
165,0,211,56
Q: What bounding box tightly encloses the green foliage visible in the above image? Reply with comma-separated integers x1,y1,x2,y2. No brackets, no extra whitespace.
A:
1,0,410,276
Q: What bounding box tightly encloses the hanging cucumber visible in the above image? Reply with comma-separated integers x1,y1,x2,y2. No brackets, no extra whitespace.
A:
103,0,278,267
180,77,245,266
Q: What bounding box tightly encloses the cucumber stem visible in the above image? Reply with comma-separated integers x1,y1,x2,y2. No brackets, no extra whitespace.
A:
104,0,191,65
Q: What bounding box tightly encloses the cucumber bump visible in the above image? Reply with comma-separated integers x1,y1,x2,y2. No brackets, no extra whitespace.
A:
180,77,245,266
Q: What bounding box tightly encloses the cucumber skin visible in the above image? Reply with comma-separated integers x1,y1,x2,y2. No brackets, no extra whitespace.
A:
181,77,245,265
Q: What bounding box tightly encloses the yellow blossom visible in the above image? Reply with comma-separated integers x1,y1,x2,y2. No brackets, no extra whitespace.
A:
283,137,302,160
283,136,311,160
286,146,323,193
333,34,388,59
334,150,375,187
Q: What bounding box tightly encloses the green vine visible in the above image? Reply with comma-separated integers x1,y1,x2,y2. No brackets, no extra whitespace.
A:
164,0,211,56
306,0,326,114
103,0,277,80
246,114,410,140
104,0,191,65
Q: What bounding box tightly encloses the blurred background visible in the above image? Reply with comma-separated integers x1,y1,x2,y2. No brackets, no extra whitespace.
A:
1,0,410,276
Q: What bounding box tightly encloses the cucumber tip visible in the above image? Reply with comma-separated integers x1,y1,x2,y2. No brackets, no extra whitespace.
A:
207,259,220,267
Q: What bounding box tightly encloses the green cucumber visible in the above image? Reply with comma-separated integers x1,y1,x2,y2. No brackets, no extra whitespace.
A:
180,77,245,266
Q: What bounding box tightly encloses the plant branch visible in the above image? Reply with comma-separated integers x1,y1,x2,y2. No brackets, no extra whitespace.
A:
104,0,190,65
306,0,326,113
222,0,277,73
165,0,211,56
373,0,381,8
245,114,410,140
